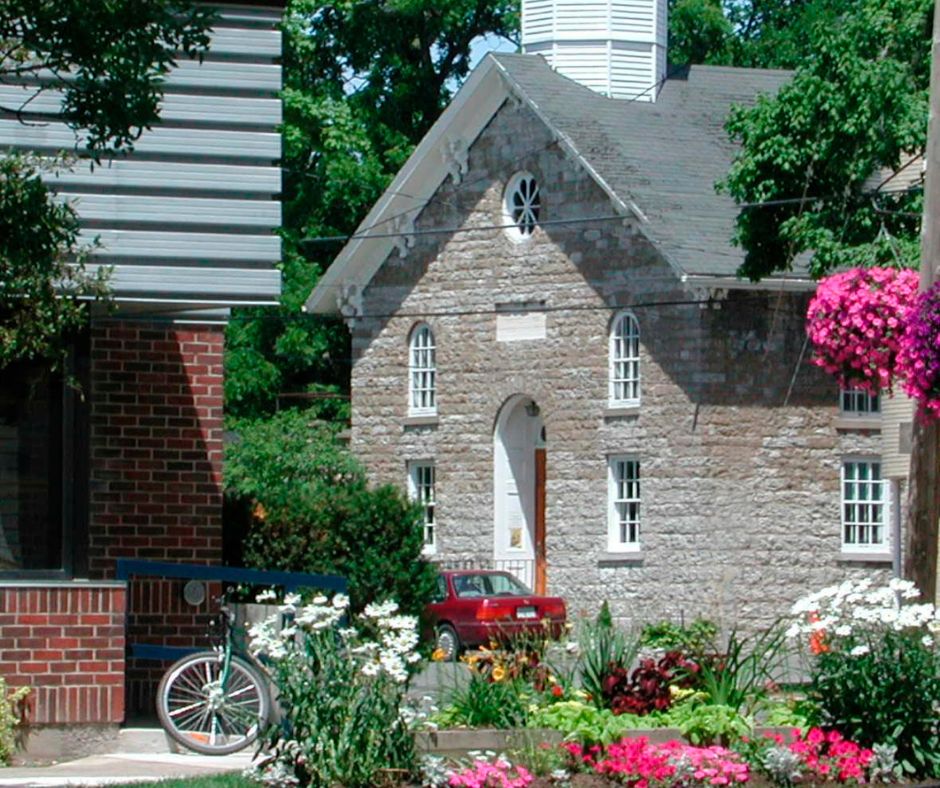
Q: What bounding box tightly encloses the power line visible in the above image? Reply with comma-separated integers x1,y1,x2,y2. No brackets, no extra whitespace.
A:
300,183,925,248
299,61,693,248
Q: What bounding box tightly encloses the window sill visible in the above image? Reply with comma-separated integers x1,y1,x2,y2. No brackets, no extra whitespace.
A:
598,551,643,565
0,578,126,588
404,414,439,428
838,551,893,563
834,417,882,432
604,404,641,419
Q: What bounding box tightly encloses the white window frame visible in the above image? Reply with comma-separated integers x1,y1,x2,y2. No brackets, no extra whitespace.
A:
840,388,880,416
609,311,641,407
408,323,436,415
408,460,436,554
841,457,888,553
502,171,540,242
607,455,641,553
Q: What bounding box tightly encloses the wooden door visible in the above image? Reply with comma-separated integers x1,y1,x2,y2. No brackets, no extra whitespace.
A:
534,447,547,594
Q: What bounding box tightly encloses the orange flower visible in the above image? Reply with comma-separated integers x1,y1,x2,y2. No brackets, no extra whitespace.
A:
808,611,829,655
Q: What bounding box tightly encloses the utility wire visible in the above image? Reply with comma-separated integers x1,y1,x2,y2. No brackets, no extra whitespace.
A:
301,183,925,247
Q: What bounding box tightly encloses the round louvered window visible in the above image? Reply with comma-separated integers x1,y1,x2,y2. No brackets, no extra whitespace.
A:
503,172,540,241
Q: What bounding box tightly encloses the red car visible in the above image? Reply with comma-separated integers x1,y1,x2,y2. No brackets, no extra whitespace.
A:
427,570,567,660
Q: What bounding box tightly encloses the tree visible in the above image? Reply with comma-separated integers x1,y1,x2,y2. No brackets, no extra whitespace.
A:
1,1,213,155
720,0,931,281
225,409,438,617
0,1,213,371
225,0,518,420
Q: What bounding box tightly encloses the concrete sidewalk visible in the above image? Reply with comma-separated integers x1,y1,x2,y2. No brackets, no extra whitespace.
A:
0,751,255,787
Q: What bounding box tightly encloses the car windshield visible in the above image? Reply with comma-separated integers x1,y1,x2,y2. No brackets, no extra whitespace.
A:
453,573,531,598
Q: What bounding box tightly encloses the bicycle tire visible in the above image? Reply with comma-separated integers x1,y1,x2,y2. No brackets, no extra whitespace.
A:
156,650,271,755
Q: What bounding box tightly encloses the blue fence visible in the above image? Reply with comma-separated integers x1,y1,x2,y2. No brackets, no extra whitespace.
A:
115,559,347,662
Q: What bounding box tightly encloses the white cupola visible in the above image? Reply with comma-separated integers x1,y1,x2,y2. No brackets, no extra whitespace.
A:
521,0,668,102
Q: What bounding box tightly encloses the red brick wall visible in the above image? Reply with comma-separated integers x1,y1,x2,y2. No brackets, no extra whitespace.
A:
88,321,224,573
88,321,226,712
0,586,125,724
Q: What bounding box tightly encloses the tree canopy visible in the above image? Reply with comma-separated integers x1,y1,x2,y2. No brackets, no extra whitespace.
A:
225,0,518,420
1,0,213,155
717,0,931,280
0,1,212,370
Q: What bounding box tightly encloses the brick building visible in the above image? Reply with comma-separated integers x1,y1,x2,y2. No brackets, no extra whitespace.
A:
0,2,282,741
306,0,903,634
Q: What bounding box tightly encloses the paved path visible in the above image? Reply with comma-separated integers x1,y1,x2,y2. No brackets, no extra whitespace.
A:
0,751,254,787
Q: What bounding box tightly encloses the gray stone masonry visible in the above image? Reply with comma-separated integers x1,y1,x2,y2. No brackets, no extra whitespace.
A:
348,99,889,632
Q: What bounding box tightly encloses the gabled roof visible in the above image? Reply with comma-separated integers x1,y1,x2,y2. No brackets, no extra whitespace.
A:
306,52,806,315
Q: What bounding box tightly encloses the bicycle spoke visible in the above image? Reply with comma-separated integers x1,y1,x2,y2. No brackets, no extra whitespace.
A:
168,700,206,719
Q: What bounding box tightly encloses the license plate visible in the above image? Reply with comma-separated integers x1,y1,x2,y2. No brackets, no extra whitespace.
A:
516,606,537,620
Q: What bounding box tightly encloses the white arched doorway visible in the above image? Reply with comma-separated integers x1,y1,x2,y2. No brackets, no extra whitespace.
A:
493,395,547,593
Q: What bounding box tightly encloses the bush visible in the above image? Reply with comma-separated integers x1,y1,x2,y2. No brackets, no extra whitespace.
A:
434,672,529,729
528,700,650,746
248,593,419,787
601,650,699,716
789,577,940,777
226,410,437,618
577,618,640,710
0,677,29,764
640,618,718,660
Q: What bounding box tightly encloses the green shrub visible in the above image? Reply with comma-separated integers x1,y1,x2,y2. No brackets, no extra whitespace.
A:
226,410,437,618
528,700,650,746
695,626,788,714
661,701,752,746
0,677,29,764
790,577,940,778
434,672,529,729
577,617,640,710
810,628,940,776
640,618,718,660
248,595,418,787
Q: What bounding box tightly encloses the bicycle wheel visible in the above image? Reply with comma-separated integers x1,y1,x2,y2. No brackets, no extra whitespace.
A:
156,651,271,755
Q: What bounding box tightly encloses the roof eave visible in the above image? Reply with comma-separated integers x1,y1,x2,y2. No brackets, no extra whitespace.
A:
305,55,512,315
680,273,817,292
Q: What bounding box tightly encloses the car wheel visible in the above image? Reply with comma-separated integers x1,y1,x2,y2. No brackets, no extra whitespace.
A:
435,624,460,662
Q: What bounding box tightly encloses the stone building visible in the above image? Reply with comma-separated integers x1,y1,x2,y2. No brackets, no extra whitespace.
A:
306,0,898,631
0,1,282,743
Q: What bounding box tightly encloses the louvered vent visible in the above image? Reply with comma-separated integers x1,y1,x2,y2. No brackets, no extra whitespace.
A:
881,392,915,479
522,0,667,101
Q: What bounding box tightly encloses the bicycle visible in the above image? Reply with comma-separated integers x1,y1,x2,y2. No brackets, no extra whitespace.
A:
155,598,272,755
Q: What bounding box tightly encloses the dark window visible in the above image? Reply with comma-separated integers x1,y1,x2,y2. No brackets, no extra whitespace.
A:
0,339,89,575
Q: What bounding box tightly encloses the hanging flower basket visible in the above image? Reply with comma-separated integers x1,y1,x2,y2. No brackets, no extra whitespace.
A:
806,267,919,394
899,280,940,418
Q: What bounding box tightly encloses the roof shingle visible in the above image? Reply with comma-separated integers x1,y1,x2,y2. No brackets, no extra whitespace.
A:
493,53,796,280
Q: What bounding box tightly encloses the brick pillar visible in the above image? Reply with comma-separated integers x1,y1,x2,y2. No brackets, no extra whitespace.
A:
88,321,225,713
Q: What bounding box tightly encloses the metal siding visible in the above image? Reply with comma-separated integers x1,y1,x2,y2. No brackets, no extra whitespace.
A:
4,4,283,308
49,160,280,194
0,86,281,127
62,193,279,227
0,120,280,161
161,59,281,93
81,229,280,262
201,25,281,57
103,264,281,299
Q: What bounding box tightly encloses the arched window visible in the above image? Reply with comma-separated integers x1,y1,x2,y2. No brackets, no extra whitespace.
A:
503,171,540,241
609,311,640,406
409,324,436,414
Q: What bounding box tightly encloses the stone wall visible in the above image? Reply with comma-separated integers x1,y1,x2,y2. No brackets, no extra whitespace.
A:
348,100,890,631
